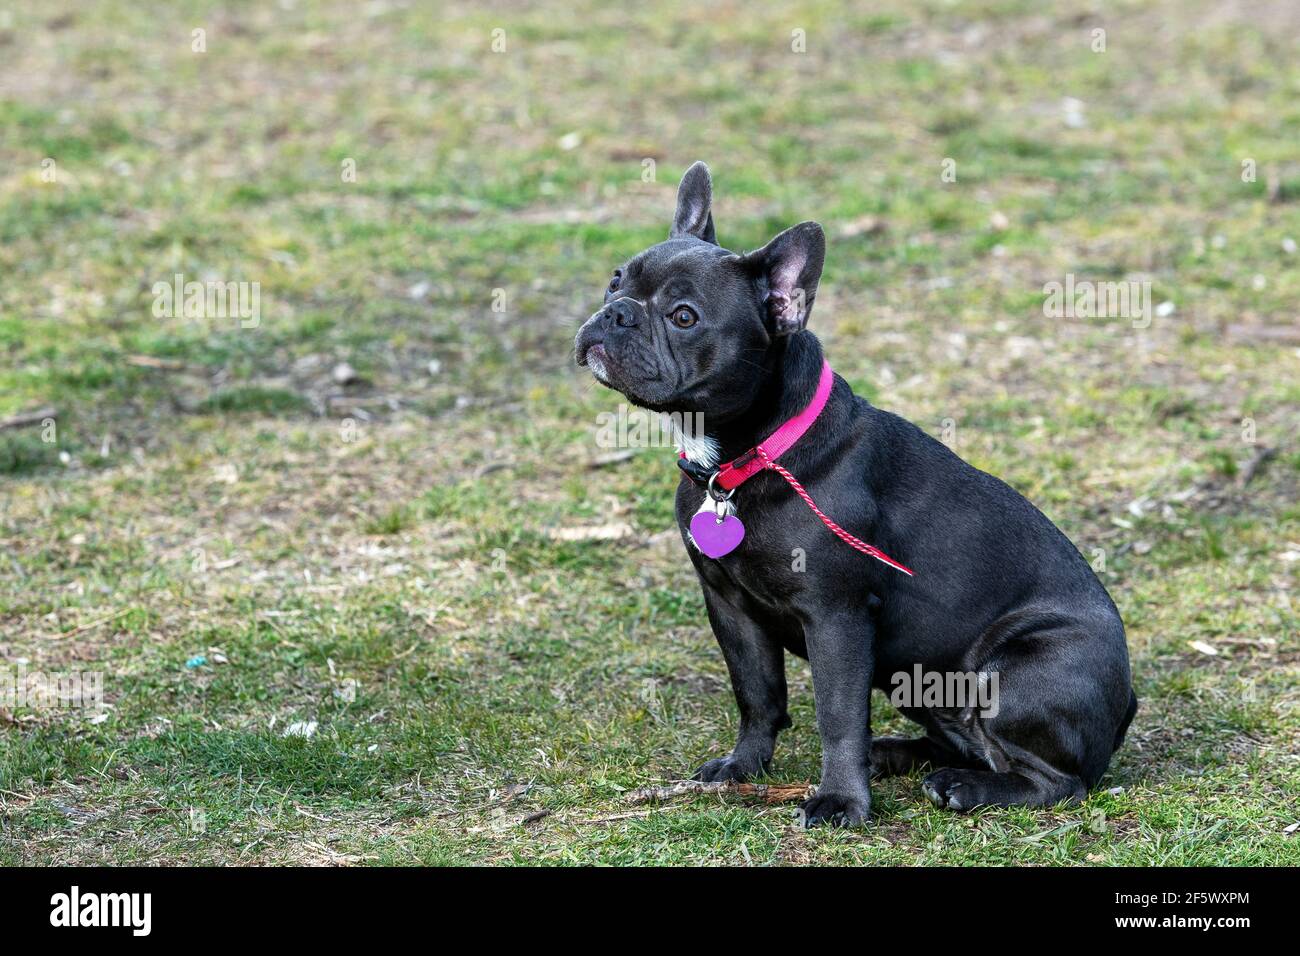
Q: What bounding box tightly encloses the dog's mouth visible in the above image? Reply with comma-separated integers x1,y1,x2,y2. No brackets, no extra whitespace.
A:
577,339,613,383
577,337,678,412
575,325,669,409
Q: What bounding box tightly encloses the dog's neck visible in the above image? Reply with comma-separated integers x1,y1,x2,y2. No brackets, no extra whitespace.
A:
675,333,826,468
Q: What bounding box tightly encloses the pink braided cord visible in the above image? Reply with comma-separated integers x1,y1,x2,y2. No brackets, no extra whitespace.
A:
756,449,914,576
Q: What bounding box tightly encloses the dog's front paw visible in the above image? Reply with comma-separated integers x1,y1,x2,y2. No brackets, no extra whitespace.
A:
798,788,871,828
692,753,762,783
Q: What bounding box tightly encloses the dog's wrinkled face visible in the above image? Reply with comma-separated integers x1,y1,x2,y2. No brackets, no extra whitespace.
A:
575,162,825,419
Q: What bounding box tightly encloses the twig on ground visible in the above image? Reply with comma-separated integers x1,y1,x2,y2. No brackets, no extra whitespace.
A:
60,608,132,637
626,780,812,805
0,406,56,431
126,355,187,370
588,450,636,469
1239,445,1277,488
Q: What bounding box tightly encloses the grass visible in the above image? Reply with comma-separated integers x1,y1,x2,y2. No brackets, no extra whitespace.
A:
0,0,1297,866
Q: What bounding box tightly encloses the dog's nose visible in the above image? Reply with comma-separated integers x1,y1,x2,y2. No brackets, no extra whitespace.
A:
608,299,639,329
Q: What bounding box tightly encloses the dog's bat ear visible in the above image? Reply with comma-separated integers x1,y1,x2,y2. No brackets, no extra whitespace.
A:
743,221,825,336
670,161,717,244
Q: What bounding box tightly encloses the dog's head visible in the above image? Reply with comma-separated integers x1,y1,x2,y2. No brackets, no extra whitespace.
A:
575,162,825,420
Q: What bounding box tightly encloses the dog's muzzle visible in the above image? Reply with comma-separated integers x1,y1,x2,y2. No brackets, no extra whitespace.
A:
575,297,647,368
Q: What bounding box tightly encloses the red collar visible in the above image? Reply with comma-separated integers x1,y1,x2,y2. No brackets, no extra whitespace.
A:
678,360,834,491
676,360,914,576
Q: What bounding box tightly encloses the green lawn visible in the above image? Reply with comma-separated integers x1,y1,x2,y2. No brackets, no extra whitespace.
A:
1,0,1297,865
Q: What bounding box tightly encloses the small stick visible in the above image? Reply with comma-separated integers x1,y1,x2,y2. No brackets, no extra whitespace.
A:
0,406,56,431
126,355,186,370
60,607,131,637
626,780,812,805
1239,446,1277,488
588,450,636,469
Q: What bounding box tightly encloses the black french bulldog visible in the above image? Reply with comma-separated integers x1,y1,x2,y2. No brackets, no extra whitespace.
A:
575,162,1136,826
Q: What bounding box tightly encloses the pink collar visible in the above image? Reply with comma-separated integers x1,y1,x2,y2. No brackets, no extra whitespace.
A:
677,360,914,576
697,359,834,491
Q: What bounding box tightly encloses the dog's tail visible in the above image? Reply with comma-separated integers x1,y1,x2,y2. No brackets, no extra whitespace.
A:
1113,688,1138,751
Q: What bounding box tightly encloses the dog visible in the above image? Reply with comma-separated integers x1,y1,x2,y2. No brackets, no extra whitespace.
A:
575,162,1136,826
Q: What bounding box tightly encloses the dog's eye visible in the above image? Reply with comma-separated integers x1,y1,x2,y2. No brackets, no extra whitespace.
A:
670,306,698,329
608,271,621,293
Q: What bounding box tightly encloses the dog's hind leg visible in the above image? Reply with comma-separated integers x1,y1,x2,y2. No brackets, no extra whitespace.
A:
870,735,973,779
916,619,1131,811
921,767,1086,811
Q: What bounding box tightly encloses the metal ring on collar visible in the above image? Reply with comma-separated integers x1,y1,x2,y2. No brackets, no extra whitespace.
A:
707,471,735,502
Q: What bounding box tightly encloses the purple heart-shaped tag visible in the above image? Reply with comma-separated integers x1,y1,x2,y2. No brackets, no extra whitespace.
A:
690,512,746,559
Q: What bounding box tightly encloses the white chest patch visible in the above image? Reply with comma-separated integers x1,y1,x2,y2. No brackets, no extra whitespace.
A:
671,420,720,469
